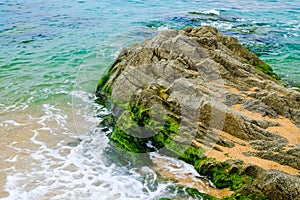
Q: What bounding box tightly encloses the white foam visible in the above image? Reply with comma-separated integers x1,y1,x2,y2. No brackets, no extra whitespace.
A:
201,21,233,30
1,98,157,199
158,25,170,31
72,90,97,104
4,130,175,199
4,155,18,163
2,91,209,199
0,120,25,127
202,9,220,16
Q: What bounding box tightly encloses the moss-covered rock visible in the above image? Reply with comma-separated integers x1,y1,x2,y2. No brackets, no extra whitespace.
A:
179,145,206,165
96,25,300,199
96,70,113,96
255,63,280,80
108,103,179,151
194,158,252,190
103,144,152,167
104,102,182,166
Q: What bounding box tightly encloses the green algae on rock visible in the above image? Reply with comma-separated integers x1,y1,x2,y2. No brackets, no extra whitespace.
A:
96,25,300,199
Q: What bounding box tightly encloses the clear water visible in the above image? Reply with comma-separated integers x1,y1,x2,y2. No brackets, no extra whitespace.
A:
0,0,299,199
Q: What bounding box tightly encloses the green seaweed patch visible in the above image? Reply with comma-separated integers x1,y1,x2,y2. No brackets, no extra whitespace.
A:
192,158,268,199
256,63,280,80
173,151,267,200
151,116,179,148
107,103,181,164
129,104,151,126
194,158,253,190
155,137,258,199
184,187,218,199
179,145,206,166
109,125,151,153
221,193,267,200
97,70,113,95
109,106,179,152
103,144,152,167
250,62,280,80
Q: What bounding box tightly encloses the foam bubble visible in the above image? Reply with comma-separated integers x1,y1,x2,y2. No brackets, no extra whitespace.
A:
202,9,220,16
158,25,170,31
201,21,232,30
0,120,25,127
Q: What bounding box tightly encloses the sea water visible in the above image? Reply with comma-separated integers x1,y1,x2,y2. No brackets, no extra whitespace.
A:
0,0,299,199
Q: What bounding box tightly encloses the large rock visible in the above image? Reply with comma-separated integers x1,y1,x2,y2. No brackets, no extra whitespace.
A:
97,26,300,199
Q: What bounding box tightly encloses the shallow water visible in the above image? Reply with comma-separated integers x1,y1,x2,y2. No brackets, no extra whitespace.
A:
0,0,299,199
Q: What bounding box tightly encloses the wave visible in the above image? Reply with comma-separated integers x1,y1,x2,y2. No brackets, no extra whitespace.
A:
188,9,220,16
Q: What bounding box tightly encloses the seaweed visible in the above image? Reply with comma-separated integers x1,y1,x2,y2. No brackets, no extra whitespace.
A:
255,63,280,80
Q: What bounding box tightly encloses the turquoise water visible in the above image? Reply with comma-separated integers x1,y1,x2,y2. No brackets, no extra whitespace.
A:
0,0,299,199
0,0,299,112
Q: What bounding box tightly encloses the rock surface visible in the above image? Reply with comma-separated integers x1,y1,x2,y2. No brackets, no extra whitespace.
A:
97,26,300,199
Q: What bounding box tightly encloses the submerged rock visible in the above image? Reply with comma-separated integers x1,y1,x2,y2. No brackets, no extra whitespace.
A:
97,26,300,199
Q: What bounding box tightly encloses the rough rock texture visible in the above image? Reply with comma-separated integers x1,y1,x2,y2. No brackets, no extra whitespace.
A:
97,26,300,199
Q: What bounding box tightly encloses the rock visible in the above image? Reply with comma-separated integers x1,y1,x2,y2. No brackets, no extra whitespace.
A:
254,170,300,200
242,98,278,118
96,25,300,199
216,136,235,148
242,164,265,178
